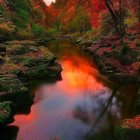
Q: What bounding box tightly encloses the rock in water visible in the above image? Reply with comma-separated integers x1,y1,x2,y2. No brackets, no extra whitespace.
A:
0,40,62,80
0,76,31,106
0,101,15,125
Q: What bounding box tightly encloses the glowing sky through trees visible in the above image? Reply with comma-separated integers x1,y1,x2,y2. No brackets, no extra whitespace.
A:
44,0,55,5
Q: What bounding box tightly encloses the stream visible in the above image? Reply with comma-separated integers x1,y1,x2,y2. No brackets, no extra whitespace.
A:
9,40,137,140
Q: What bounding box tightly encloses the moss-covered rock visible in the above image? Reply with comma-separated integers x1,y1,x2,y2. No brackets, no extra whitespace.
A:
133,89,140,114
21,56,56,68
23,63,62,80
0,55,4,65
115,127,140,140
0,76,31,105
115,116,140,140
0,101,15,125
83,35,140,83
0,22,16,42
0,40,62,125
0,40,62,79
0,40,62,112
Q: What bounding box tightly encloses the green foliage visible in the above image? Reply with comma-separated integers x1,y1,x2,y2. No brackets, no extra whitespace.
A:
0,22,16,41
76,29,101,45
121,45,130,55
0,4,11,21
67,6,91,33
32,8,43,21
7,0,30,29
0,101,14,125
0,23,15,33
31,24,44,36
99,12,113,35
46,28,60,36
53,19,61,31
7,0,30,11
124,11,139,27
0,5,4,13
6,0,45,37
115,126,140,140
16,29,31,39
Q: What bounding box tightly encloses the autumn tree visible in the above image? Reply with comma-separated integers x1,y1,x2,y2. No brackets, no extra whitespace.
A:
67,6,91,33
104,0,125,42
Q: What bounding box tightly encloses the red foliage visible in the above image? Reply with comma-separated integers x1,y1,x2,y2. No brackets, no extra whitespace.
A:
122,116,140,129
89,0,106,28
44,0,140,31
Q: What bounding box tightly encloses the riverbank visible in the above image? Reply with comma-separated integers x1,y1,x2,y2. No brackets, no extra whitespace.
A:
7,39,135,140
83,35,140,84
0,38,139,140
66,31,140,84
63,31,140,139
0,39,62,125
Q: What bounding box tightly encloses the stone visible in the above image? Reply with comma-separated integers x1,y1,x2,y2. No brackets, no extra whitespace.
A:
0,76,31,106
0,101,15,125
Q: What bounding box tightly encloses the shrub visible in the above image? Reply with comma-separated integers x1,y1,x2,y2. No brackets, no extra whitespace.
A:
67,6,91,33
15,29,32,40
0,22,16,41
125,11,139,27
121,45,130,55
31,24,44,36
46,28,60,36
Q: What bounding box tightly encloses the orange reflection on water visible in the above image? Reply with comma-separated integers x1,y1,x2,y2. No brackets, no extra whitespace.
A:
12,112,35,126
58,56,104,94
12,55,104,125
10,49,107,140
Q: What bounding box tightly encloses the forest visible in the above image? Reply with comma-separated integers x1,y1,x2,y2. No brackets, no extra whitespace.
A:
0,0,140,140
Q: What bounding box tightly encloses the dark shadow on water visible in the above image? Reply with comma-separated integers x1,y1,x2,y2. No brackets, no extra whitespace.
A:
85,85,139,140
15,104,32,115
87,88,117,136
15,76,63,115
0,126,19,140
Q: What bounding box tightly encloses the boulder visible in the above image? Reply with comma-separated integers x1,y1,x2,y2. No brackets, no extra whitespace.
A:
0,40,62,80
0,40,62,114
0,56,4,65
0,101,15,125
0,76,31,106
84,35,140,83
23,63,62,80
0,22,15,42
0,46,6,57
115,116,140,140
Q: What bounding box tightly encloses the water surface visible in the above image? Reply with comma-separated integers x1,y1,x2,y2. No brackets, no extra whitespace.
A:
11,40,137,140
